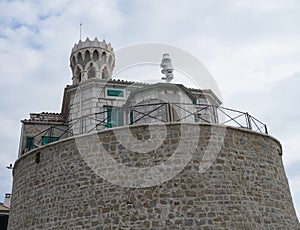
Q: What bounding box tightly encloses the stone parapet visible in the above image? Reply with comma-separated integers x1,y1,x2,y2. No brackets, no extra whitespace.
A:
9,124,300,229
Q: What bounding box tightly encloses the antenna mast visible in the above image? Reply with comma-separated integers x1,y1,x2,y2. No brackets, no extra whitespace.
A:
80,23,82,40
160,53,174,83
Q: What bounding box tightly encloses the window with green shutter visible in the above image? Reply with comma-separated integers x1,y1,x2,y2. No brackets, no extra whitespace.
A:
41,136,59,145
105,107,123,128
130,110,134,124
106,88,124,97
25,136,34,150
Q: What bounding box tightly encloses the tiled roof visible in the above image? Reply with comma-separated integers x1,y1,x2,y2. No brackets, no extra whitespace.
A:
0,203,10,212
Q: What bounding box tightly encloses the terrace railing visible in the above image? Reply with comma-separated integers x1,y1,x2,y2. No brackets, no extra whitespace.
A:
22,103,268,153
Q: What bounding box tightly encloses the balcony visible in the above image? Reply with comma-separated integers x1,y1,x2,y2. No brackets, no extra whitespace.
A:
21,102,267,154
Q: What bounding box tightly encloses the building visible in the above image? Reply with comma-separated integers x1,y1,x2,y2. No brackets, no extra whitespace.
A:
18,38,221,157
0,194,11,230
9,38,300,229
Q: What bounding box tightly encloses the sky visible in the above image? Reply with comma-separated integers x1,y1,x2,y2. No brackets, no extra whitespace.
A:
0,0,299,219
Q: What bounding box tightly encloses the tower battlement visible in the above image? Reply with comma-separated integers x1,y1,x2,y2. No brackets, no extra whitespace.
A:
71,37,113,54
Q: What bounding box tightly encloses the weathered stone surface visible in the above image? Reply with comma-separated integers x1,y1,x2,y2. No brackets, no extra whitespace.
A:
8,123,300,229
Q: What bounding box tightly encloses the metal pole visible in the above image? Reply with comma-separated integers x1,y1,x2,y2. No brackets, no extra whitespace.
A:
246,113,252,130
167,103,172,122
80,23,82,40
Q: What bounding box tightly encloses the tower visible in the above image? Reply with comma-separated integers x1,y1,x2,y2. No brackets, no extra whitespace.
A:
63,38,117,134
70,37,115,84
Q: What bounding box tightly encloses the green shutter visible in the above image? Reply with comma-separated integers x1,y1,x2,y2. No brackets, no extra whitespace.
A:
105,107,112,128
25,136,34,150
105,107,123,128
107,89,124,97
41,136,59,145
118,109,123,126
130,110,134,124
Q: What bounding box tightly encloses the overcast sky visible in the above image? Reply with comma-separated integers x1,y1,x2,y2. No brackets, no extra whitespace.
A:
0,0,299,219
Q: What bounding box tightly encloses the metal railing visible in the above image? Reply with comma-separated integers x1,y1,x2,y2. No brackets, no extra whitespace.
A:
22,103,268,153
216,106,268,134
129,103,267,134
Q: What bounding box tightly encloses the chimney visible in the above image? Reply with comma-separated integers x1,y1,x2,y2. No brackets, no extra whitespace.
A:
4,193,11,207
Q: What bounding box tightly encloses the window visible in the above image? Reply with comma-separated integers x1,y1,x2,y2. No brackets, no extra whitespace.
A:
35,152,41,163
105,107,123,128
106,88,125,98
25,136,34,150
41,136,59,145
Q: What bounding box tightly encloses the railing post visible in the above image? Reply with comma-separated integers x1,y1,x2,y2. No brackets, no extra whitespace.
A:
212,105,218,123
50,125,53,140
167,103,172,122
246,113,252,130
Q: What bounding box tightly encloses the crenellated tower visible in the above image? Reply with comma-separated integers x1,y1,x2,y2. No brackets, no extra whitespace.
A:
70,37,115,85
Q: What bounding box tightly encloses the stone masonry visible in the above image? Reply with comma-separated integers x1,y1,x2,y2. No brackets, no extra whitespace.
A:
8,123,300,229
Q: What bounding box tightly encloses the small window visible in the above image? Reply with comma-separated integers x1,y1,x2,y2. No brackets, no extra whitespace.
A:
41,136,59,145
35,152,41,164
93,50,99,61
106,88,125,98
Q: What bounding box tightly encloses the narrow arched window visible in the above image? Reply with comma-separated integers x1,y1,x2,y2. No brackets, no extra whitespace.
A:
77,52,83,63
75,66,82,83
102,51,107,62
93,50,99,61
108,55,113,66
84,50,91,62
102,66,109,79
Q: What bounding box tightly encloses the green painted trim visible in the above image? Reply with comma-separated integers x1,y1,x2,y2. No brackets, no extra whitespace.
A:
107,89,124,97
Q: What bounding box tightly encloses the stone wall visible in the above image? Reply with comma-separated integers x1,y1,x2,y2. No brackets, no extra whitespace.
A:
9,123,300,229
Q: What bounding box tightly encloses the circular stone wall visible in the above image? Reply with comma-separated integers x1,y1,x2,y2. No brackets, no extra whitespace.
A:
8,124,300,229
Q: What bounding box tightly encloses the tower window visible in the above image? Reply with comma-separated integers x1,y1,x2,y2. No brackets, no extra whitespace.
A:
87,63,96,79
93,50,99,61
75,66,82,83
84,50,91,62
102,66,110,79
77,52,83,63
108,55,113,66
102,51,107,62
